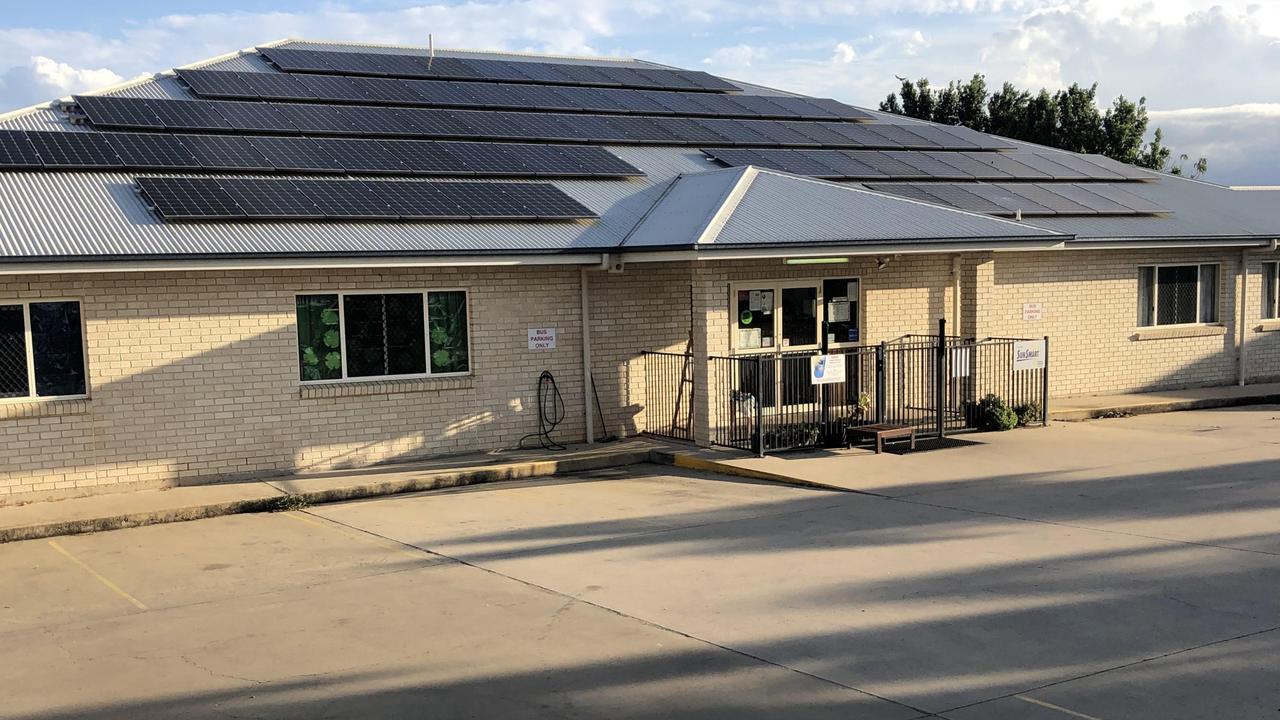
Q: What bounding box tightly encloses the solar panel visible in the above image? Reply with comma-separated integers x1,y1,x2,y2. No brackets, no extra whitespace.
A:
400,79,479,106
651,117,728,144
806,150,884,177
473,182,595,219
694,118,773,145
397,107,479,137
741,119,820,147
177,134,273,171
255,47,737,91
258,47,337,73
136,177,244,220
862,183,949,205
386,140,469,174
997,183,1096,213
1002,152,1093,180
148,100,234,131
359,77,428,105
883,151,973,180
0,131,42,168
960,184,1054,214
937,152,1018,180
247,136,344,173
294,73,371,102
73,95,164,130
271,103,358,134
1077,154,1154,180
702,148,763,168
217,178,323,219
1033,152,1125,180
861,124,934,149
1041,183,1134,214
783,121,859,146
25,132,121,168
341,106,419,136
176,69,257,98
760,149,845,176
1079,183,1168,213
308,138,406,173
206,101,299,133
292,179,397,219
904,184,1006,213
935,124,1016,150
238,72,318,101
104,133,199,170
842,151,920,178
373,180,470,219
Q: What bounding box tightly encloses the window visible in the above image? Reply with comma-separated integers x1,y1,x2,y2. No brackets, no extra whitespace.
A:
1138,264,1218,326
0,300,87,400
731,278,861,352
1264,262,1279,320
296,290,469,382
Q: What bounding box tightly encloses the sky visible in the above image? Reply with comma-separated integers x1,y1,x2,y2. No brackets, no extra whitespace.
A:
1,0,1277,184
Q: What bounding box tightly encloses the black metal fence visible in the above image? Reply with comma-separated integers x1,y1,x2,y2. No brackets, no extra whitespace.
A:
642,324,1049,455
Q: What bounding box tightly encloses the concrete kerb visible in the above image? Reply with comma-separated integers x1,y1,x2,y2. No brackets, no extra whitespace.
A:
648,449,869,495
0,447,655,544
1050,391,1280,422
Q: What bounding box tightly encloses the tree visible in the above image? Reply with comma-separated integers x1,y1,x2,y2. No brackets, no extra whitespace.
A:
878,75,1205,175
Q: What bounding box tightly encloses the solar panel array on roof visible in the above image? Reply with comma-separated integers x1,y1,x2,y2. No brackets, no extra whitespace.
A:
0,130,642,178
862,182,1170,217
701,148,1142,182
71,96,1014,149
176,69,867,120
136,176,597,222
257,47,740,92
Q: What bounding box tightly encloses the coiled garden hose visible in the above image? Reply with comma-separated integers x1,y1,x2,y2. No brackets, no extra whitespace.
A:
518,370,566,450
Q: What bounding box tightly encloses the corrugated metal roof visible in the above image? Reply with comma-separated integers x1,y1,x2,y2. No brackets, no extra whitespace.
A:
703,168,1060,247
0,38,1275,265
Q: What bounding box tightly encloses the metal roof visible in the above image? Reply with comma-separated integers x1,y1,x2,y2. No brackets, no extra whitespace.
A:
0,38,1275,267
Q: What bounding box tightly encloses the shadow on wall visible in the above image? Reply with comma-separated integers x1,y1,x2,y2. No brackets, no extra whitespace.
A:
16,456,1280,718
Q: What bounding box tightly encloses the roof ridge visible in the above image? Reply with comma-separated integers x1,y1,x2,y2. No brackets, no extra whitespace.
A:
277,38,638,65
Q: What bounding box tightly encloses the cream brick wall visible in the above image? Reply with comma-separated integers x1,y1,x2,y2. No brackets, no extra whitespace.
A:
1,267,587,498
980,249,1249,397
4,249,1276,497
1245,257,1280,382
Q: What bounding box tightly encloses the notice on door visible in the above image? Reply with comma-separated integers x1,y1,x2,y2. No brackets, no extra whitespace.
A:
1013,339,1046,370
527,327,557,350
809,353,846,385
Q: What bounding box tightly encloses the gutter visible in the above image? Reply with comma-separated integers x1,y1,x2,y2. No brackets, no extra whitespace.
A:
0,253,611,276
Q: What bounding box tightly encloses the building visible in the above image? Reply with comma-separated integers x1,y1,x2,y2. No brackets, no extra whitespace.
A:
1,39,1277,499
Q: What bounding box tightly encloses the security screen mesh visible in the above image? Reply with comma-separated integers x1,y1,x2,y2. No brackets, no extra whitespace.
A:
0,305,28,398
343,294,426,378
1156,265,1199,326
30,302,86,397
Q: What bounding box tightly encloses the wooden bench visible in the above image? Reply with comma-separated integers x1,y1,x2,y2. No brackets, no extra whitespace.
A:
846,424,916,454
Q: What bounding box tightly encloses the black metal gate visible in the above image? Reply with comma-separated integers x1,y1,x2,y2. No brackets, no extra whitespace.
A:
642,321,1049,455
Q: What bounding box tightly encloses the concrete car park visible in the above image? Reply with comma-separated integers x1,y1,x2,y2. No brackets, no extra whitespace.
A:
3,406,1279,719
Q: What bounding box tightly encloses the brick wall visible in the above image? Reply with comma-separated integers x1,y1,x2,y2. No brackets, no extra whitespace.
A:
1,267,587,498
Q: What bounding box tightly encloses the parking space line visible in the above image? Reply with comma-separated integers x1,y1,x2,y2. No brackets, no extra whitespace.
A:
1015,695,1104,720
278,511,431,561
47,540,148,611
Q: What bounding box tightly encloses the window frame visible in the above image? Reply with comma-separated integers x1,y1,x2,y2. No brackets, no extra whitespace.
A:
294,288,473,385
1264,261,1279,320
0,298,90,403
728,277,863,355
1137,263,1220,328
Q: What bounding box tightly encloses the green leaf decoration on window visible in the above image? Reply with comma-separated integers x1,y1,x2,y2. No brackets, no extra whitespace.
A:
302,347,319,366
297,295,343,382
324,351,342,371
323,329,340,349
428,291,469,374
432,349,452,368
320,308,339,326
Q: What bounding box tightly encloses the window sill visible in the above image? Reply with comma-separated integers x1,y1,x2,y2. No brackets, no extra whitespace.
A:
1255,320,1280,333
1131,324,1228,341
300,375,474,400
0,397,91,421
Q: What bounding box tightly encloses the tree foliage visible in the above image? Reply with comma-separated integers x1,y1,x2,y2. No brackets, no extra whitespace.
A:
879,74,1207,177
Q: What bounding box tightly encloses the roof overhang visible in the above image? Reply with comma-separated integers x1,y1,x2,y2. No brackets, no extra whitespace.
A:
0,252,611,276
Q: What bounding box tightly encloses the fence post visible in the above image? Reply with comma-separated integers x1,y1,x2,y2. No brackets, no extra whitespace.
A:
754,356,765,456
875,342,886,424
936,318,946,438
1041,335,1050,427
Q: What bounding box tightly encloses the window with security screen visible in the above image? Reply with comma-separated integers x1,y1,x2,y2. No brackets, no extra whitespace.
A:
1265,262,1279,320
1138,264,1218,327
295,290,470,383
0,300,87,400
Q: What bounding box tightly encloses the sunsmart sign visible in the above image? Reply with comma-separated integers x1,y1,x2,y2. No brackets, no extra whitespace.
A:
1013,339,1046,370
809,353,846,385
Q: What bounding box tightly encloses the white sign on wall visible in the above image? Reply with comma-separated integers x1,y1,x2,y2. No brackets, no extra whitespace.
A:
527,327,557,350
809,353,846,385
1022,302,1044,322
1013,339,1046,370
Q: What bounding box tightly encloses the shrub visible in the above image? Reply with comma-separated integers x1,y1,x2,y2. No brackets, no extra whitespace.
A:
1014,401,1041,426
977,394,1018,431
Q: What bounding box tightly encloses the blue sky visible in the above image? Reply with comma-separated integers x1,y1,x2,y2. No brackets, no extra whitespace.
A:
1,1,1277,184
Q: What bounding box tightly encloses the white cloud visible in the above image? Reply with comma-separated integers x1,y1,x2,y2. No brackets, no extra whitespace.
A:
28,56,124,94
703,44,764,68
833,42,858,63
